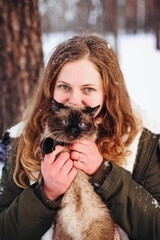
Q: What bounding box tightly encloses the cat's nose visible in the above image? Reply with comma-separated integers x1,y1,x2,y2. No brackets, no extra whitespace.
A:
70,127,79,137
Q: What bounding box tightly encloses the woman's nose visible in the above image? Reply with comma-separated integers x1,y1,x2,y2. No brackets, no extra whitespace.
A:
68,91,82,106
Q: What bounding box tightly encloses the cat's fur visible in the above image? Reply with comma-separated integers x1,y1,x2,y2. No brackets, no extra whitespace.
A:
41,99,114,240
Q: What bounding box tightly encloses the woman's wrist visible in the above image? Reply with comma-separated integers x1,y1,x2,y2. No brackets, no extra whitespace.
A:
90,158,112,189
33,178,62,210
43,180,61,202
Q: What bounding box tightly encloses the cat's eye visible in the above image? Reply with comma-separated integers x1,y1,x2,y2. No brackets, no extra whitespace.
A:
62,119,69,125
79,122,85,128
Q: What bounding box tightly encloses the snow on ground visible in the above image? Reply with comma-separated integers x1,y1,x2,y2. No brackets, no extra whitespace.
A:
0,32,160,177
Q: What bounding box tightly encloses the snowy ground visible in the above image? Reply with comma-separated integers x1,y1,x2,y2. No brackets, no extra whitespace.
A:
0,32,160,176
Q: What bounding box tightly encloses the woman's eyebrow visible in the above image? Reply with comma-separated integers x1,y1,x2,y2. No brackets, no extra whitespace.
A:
56,80,70,85
82,83,98,87
56,81,98,88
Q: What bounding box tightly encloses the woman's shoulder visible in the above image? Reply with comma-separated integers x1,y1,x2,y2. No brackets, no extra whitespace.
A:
121,109,160,174
7,121,26,139
0,121,26,169
134,108,160,135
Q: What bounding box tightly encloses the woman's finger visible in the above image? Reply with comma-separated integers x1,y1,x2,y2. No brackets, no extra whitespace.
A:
73,160,85,170
70,151,80,160
68,140,91,152
67,167,77,181
53,151,70,170
60,159,73,175
43,145,65,165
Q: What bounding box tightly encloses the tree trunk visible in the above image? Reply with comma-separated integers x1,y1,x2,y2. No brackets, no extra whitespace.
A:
100,0,118,52
144,0,154,32
124,0,138,33
74,0,94,32
154,0,160,50
0,0,43,137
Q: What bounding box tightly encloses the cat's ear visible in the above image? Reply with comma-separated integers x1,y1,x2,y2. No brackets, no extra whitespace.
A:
84,105,100,117
51,98,66,112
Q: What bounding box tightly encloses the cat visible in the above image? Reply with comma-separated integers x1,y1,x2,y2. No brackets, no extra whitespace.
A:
41,99,114,240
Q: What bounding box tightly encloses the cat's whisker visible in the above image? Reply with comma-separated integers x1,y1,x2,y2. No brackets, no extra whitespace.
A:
48,131,67,143
53,131,64,138
55,133,66,142
41,131,65,153
41,131,62,148
44,131,62,139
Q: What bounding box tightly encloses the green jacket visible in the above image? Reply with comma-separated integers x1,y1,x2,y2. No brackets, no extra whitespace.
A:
0,127,160,240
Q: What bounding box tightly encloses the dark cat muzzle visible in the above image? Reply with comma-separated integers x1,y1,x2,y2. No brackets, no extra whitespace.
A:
69,127,80,137
40,137,68,155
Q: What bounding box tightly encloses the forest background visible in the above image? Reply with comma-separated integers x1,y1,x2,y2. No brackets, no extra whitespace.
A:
0,0,160,138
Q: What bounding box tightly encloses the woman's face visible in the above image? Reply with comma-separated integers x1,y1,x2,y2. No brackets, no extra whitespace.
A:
53,58,105,117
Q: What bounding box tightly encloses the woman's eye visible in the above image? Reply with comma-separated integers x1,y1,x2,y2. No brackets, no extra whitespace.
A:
62,119,69,125
59,84,69,90
85,88,94,92
79,122,85,128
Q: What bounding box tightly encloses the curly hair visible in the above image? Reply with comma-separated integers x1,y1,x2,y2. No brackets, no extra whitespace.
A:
14,34,139,188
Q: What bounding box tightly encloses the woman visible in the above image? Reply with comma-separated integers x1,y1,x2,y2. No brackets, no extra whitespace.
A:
0,34,160,240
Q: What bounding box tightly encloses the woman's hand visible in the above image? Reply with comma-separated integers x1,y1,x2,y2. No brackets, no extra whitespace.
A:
41,145,77,201
69,140,103,175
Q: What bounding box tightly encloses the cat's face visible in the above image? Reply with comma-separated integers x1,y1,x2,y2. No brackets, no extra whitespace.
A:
46,99,99,143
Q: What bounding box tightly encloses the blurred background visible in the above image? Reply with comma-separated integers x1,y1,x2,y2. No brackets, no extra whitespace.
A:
0,0,160,138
